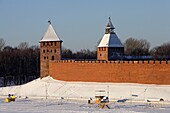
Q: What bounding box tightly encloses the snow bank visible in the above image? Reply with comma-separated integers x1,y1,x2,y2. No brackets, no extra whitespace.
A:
1,76,170,102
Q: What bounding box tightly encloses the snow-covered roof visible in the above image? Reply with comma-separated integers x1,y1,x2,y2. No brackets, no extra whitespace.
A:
98,34,124,47
40,23,62,42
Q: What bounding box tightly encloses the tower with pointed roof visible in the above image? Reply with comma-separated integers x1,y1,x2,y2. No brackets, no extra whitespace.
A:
40,21,62,78
97,17,124,60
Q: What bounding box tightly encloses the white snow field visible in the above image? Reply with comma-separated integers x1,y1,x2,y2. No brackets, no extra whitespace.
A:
1,76,170,113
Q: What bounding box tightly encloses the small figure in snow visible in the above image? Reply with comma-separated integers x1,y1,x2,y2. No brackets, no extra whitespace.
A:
11,94,16,101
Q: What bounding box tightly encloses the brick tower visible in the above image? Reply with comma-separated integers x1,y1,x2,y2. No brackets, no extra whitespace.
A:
40,21,62,78
97,17,124,60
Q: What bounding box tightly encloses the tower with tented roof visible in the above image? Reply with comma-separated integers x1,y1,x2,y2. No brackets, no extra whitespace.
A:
40,21,62,78
97,17,124,60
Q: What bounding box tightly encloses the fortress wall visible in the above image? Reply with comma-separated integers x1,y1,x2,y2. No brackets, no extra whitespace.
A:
49,60,170,85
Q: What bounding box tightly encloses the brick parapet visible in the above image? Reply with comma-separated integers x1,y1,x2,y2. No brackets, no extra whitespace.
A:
50,60,169,64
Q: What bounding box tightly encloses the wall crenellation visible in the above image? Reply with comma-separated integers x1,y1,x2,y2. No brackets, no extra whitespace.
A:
50,60,169,65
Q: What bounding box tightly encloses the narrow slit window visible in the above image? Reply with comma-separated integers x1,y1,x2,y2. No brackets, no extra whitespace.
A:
52,56,54,60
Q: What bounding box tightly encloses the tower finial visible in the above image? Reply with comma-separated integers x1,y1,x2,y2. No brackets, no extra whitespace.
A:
108,17,112,24
48,20,51,24
109,17,111,20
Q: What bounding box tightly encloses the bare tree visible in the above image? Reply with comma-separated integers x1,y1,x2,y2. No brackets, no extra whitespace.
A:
73,49,96,59
62,47,97,60
124,38,150,56
150,42,170,60
62,48,73,59
0,38,5,51
18,42,29,50
0,43,40,87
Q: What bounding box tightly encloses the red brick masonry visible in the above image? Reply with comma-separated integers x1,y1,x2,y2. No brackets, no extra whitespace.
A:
49,60,170,85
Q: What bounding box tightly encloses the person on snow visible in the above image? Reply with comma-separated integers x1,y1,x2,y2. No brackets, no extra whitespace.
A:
11,94,16,101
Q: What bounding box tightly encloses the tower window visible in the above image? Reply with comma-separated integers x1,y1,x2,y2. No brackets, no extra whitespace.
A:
47,56,48,59
51,50,52,52
44,56,46,59
43,50,45,53
100,54,102,56
47,49,49,52
54,49,56,53
43,42,45,46
51,42,53,46
52,56,54,60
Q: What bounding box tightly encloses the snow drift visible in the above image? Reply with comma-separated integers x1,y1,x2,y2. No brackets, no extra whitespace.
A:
1,76,170,102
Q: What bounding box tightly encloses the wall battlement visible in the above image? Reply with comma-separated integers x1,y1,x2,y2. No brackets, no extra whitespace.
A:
49,60,170,85
51,60,169,65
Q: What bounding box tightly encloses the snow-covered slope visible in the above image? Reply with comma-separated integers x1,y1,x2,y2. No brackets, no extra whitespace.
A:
1,76,170,102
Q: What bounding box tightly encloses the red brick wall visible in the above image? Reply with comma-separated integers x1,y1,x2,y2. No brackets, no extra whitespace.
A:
49,60,170,85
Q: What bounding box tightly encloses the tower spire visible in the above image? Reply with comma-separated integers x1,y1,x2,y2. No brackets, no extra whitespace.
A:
105,17,115,34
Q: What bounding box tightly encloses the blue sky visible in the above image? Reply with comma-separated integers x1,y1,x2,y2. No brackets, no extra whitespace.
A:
0,0,170,51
